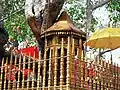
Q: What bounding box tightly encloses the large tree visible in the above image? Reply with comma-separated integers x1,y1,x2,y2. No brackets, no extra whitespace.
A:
24,0,111,57
0,0,115,56
25,0,111,39
25,0,65,40
25,0,65,56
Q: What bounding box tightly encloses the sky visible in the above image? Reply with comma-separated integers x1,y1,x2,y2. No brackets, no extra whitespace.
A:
93,6,120,65
93,5,110,28
104,48,120,65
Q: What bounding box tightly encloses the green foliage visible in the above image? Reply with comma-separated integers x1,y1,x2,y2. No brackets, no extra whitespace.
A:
66,0,73,4
107,0,120,25
65,0,98,32
4,11,33,42
2,0,113,44
0,0,34,43
65,0,86,28
0,0,25,19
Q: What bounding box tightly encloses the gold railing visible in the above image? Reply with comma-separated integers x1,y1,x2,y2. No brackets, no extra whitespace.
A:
0,53,120,90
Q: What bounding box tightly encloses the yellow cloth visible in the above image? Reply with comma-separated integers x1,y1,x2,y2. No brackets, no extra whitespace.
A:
84,28,120,49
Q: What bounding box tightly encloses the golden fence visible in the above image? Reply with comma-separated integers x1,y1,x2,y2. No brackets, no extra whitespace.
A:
0,53,120,90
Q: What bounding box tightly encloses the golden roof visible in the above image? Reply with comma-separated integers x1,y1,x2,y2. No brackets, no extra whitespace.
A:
45,11,86,35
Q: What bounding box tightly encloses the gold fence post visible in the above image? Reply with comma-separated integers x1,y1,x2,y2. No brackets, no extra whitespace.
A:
48,48,52,90
54,45,58,90
12,55,17,89
8,53,13,89
117,64,119,90
32,52,36,90
71,37,75,89
42,38,47,90
66,36,71,90
78,39,83,89
17,54,22,89
27,54,31,90
0,58,5,90
75,47,79,89
37,51,41,90
22,55,26,89
60,38,64,90
102,60,105,90
3,58,8,90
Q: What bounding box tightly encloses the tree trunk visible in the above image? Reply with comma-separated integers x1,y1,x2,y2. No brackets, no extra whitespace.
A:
25,0,65,40
86,0,93,36
25,0,65,57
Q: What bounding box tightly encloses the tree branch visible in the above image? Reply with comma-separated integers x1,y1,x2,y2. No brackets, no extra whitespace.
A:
41,0,65,31
99,49,112,56
92,0,111,11
99,47,117,57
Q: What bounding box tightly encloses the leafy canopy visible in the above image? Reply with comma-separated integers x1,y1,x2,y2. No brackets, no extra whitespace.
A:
107,0,120,26
0,0,119,44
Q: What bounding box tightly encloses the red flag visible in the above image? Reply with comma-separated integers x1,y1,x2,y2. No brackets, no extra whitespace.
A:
17,46,39,59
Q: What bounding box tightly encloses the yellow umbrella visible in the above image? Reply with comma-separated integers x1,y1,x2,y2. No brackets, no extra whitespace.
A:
84,28,120,49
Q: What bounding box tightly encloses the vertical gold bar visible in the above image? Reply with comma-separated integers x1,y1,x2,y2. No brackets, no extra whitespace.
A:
103,61,105,90
32,52,36,90
12,55,17,89
4,58,7,90
17,54,22,89
27,53,31,89
109,61,112,89
114,63,116,89
60,38,64,90
66,36,71,90
107,61,110,90
37,51,41,90
105,62,108,89
117,64,119,90
54,45,58,90
71,37,75,88
48,48,52,90
76,47,79,88
0,58,4,90
78,39,83,89
42,39,47,90
112,63,115,89
8,53,13,90
101,60,104,90
22,55,26,89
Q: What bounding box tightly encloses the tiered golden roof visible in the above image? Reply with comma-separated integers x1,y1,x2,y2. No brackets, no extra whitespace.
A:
41,11,86,38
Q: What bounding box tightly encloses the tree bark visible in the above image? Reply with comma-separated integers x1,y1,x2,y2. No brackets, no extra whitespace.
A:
92,0,111,11
86,0,93,36
25,0,65,40
25,0,65,57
